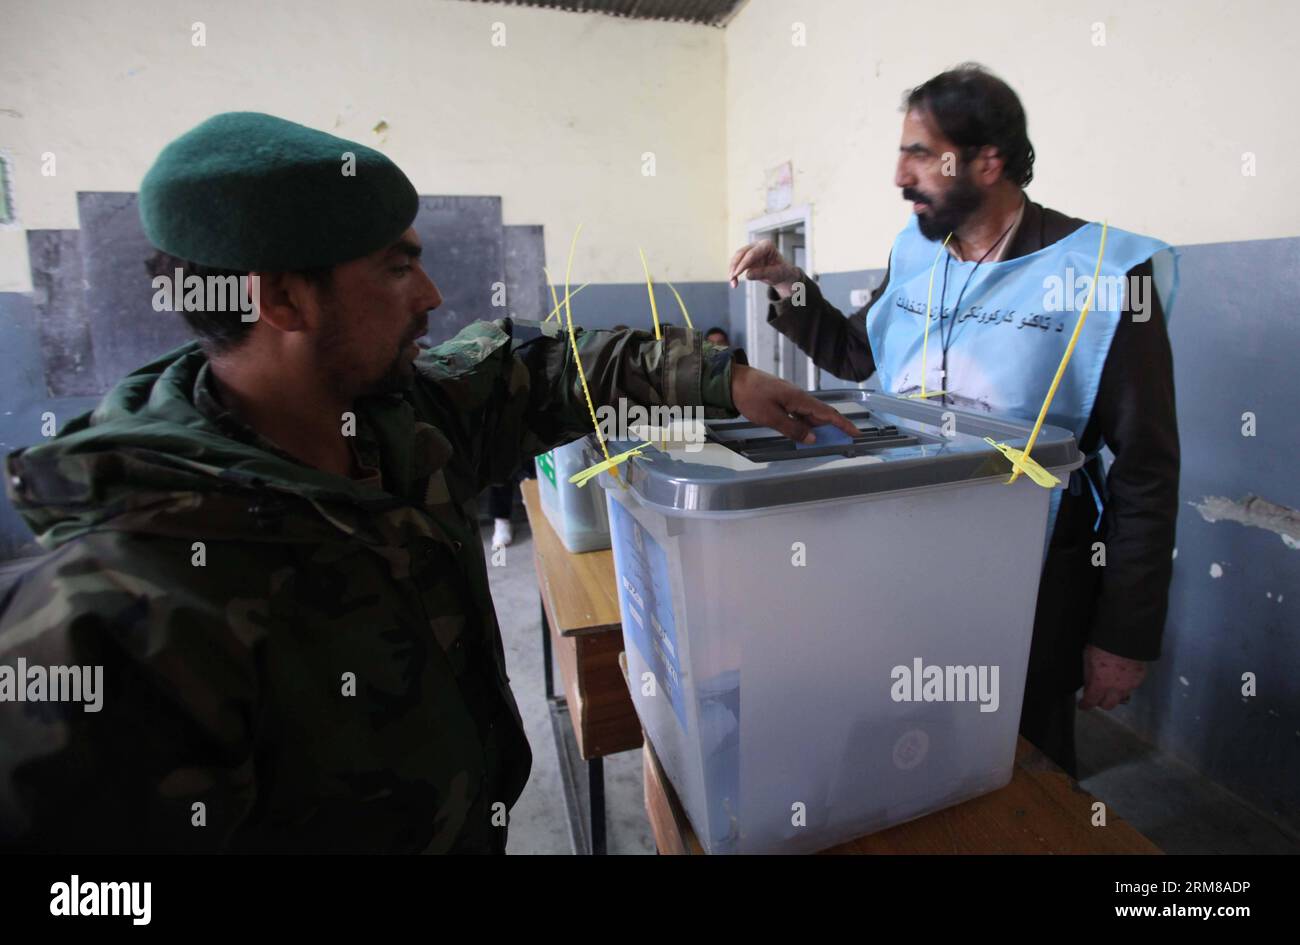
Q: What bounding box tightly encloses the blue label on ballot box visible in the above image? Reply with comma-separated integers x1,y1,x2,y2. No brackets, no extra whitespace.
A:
608,498,687,731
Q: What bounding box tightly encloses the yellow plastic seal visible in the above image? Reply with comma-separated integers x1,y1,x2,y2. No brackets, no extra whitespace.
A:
542,271,588,323
638,247,663,339
569,442,654,488
983,437,1061,488
558,225,620,482
665,280,694,331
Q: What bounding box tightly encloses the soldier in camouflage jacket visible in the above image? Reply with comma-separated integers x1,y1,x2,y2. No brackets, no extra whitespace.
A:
0,112,853,852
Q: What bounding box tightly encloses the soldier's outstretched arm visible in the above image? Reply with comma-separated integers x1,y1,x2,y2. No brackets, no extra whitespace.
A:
410,317,856,491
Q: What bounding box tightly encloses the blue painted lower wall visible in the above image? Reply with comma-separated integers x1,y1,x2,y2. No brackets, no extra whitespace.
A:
1116,236,1299,830
547,281,730,335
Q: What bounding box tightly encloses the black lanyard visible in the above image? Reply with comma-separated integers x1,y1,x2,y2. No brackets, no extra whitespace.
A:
937,211,1020,406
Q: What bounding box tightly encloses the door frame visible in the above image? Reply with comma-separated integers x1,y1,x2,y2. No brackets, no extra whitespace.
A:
745,203,817,390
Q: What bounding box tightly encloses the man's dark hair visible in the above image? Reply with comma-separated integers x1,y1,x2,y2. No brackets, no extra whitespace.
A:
904,63,1035,188
144,250,333,353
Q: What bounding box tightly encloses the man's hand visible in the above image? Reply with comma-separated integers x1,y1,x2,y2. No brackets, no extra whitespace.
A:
728,239,801,298
730,363,859,445
1078,644,1147,710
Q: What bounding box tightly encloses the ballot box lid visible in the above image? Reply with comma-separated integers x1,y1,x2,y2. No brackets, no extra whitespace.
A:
584,390,1083,514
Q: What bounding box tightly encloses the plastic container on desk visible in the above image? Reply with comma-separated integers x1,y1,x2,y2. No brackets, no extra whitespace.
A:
587,390,1082,854
536,436,611,553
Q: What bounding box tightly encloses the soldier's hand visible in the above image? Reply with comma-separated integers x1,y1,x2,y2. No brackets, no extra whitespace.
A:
727,239,801,298
730,364,859,445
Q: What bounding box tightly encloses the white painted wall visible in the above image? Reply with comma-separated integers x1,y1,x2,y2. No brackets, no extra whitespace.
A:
724,0,1300,274
4,0,1296,294
0,0,727,290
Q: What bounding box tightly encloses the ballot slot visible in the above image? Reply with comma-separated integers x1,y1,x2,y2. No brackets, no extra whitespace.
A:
706,412,922,462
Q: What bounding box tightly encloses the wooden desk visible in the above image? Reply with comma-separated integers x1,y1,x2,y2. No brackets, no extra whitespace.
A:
642,733,1163,855
520,479,642,854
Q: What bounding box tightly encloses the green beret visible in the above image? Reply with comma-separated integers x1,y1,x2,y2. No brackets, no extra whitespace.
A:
139,112,418,271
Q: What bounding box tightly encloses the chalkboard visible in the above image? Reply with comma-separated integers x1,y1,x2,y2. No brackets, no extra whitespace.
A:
31,192,528,392
77,192,191,391
27,228,99,397
410,196,505,346
504,224,547,323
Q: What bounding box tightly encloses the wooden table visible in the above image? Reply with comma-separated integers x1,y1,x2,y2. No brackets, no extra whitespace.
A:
642,732,1163,855
520,479,642,855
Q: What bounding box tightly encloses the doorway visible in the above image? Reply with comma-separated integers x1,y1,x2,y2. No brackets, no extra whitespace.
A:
745,205,816,390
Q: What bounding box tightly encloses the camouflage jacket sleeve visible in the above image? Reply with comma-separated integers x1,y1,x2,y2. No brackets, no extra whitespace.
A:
0,533,257,852
410,318,739,489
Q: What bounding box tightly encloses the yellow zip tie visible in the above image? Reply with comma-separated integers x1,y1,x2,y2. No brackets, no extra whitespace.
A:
916,232,954,400
661,273,690,450
561,224,620,483
569,443,654,488
543,282,589,322
638,247,663,340
983,437,1060,487
543,284,590,321
1001,221,1110,486
665,281,693,331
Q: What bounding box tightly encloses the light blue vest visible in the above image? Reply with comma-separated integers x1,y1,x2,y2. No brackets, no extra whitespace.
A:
865,213,1179,533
